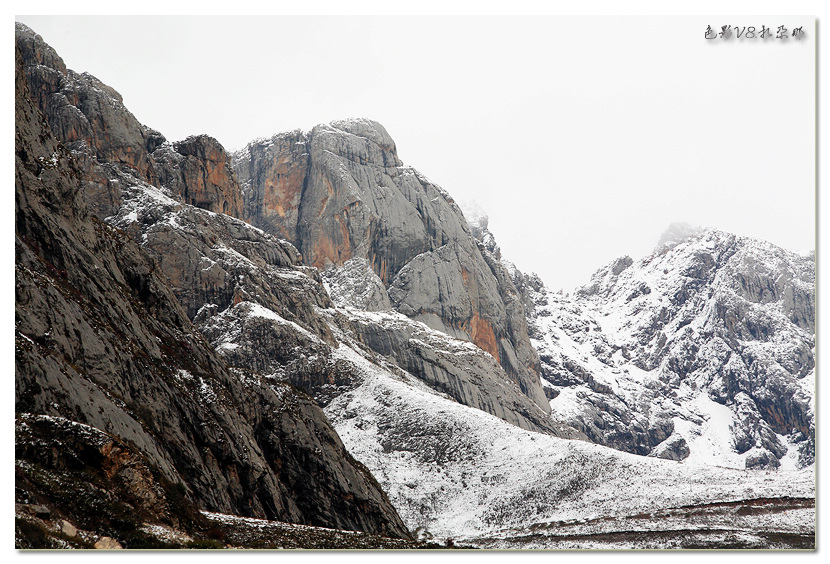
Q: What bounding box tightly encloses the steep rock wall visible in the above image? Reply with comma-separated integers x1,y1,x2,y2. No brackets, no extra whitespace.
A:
15,23,243,221
234,119,548,411
15,25,411,539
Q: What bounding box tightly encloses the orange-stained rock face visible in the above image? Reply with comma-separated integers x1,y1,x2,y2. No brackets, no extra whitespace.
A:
467,314,500,363
263,159,305,230
310,213,353,270
236,132,310,242
456,266,500,360
370,255,388,284
461,267,470,285
166,135,244,218
263,153,307,226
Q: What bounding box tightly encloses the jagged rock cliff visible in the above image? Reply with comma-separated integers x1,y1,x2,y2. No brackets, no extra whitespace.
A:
511,225,815,470
16,22,575,446
233,121,548,411
15,23,242,222
15,23,411,543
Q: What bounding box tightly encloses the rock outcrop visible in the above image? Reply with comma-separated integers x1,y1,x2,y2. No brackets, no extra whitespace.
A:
15,23,243,222
234,130,310,242
153,135,244,217
233,119,548,411
15,24,411,542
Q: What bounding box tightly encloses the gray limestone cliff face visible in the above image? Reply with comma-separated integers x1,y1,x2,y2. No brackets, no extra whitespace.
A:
233,119,548,412
15,31,410,539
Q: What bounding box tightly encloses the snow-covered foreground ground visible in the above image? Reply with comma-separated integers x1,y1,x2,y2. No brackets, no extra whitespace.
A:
324,342,815,547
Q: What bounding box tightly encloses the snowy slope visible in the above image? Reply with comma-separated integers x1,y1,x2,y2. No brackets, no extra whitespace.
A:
321,338,813,545
111,172,815,547
182,249,813,548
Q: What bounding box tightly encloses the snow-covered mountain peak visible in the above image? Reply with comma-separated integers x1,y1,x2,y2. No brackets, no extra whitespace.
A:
655,222,704,250
516,228,814,471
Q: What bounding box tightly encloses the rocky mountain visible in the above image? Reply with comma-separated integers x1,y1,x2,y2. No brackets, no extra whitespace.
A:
16,20,560,440
232,122,548,412
15,22,410,547
505,222,815,471
15,21,815,550
15,21,572,548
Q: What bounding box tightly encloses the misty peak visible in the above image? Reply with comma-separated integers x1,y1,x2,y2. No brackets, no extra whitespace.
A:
656,222,703,249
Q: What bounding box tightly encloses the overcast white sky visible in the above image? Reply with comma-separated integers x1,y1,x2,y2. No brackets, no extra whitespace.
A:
14,13,815,291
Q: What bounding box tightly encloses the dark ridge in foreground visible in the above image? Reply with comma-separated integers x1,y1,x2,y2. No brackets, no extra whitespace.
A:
15,22,411,546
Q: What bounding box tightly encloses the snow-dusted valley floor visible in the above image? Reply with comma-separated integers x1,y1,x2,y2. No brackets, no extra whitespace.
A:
470,497,815,549
323,341,814,548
